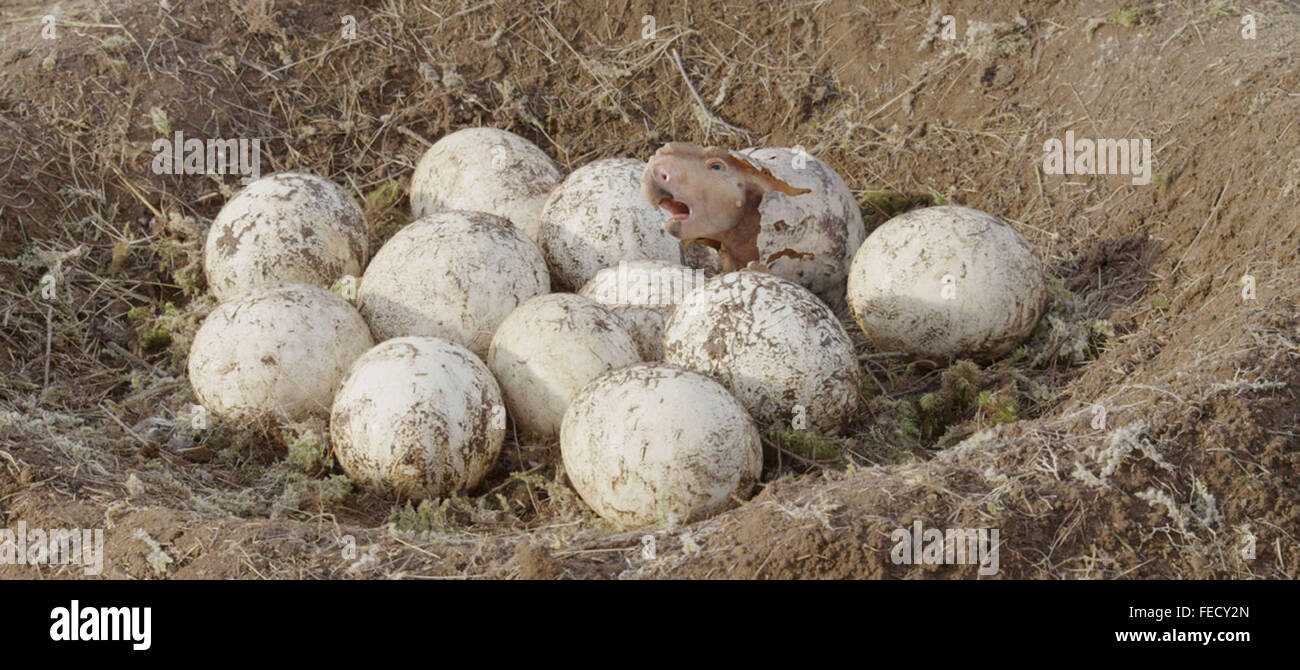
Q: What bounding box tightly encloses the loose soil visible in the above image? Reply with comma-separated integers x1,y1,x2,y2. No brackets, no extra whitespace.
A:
1,0,1296,579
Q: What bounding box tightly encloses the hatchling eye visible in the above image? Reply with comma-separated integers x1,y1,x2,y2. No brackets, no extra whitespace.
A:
707,160,725,170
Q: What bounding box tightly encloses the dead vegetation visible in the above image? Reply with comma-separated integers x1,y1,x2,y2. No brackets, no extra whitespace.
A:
1,0,1297,579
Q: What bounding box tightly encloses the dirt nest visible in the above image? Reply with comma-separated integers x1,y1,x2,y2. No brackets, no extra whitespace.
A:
1,0,1297,579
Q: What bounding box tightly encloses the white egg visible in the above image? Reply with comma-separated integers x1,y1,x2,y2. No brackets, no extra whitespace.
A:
663,270,861,433
187,283,373,422
203,173,367,302
409,127,562,242
358,211,549,357
578,260,708,360
538,158,683,290
487,293,640,440
847,206,1048,360
684,147,866,307
561,362,762,529
331,337,505,499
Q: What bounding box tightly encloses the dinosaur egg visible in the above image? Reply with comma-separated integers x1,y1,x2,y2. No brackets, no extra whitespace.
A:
488,293,640,440
358,211,549,357
204,173,368,302
578,260,709,360
409,127,562,242
331,337,505,499
684,147,865,306
663,271,860,433
538,158,683,290
561,363,762,529
847,205,1047,360
188,283,373,422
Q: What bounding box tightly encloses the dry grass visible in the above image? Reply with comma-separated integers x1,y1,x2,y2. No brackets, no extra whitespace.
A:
1,0,1297,579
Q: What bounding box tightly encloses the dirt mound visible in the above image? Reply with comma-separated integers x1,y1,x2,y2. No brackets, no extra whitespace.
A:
1,0,1296,579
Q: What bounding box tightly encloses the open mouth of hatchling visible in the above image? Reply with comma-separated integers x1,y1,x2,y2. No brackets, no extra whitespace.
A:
658,196,691,222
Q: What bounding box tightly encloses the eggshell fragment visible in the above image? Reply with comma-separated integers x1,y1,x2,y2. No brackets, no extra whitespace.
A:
683,147,865,306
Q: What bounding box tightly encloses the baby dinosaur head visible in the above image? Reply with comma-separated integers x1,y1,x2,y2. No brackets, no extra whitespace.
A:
641,143,810,268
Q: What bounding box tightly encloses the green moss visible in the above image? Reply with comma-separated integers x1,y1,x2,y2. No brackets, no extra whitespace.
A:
263,465,355,519
366,180,403,211
915,360,982,440
389,498,456,533
365,180,410,240
284,428,330,472
854,394,922,461
314,475,353,504
150,238,183,280
173,265,204,297
100,35,130,54
773,428,841,461
934,423,974,450
859,190,937,217
1022,278,1115,367
856,189,953,229
134,302,189,354
977,390,1019,424
875,395,921,445
850,356,1041,462
1111,8,1140,28
138,325,171,353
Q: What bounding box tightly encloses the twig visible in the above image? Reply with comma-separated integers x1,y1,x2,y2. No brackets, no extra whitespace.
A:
670,49,751,140
394,125,433,148
1171,178,1229,277
863,64,937,122
98,401,153,448
43,304,52,388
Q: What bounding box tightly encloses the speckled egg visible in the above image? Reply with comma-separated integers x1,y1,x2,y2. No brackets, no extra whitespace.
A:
203,173,367,302
487,293,640,440
578,260,709,360
847,205,1048,360
409,127,562,242
561,362,762,529
684,147,865,306
331,337,505,500
358,211,549,357
663,270,860,433
187,283,373,422
537,158,683,290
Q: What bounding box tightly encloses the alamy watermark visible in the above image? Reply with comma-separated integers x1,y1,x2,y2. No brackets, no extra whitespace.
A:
891,519,1000,576
0,521,104,576
151,130,262,184
1042,130,1152,185
608,261,709,307
50,600,151,651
